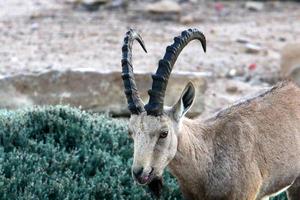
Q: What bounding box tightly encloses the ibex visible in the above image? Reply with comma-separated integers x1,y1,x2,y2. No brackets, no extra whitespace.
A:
121,28,300,200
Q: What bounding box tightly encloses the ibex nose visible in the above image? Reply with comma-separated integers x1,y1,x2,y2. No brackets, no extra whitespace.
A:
132,167,154,185
132,167,144,179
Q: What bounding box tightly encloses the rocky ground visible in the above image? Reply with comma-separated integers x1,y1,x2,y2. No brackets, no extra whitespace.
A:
0,0,300,116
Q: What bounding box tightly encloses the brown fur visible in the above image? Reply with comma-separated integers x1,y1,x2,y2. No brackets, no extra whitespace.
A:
129,80,300,200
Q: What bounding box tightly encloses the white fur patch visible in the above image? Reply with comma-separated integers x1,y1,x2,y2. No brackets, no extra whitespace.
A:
262,183,293,199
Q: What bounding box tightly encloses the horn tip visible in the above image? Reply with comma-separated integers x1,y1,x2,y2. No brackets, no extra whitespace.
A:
144,47,148,53
202,40,207,53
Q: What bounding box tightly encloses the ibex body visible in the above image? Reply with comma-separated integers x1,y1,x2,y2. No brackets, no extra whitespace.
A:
121,28,300,200
168,81,300,200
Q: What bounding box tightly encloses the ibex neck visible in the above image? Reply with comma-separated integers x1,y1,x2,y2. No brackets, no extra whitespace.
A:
168,118,213,196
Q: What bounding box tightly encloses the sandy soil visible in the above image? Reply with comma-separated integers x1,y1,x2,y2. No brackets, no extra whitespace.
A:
1,0,300,114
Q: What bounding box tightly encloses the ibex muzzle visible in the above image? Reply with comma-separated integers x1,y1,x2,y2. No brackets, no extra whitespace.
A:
121,28,300,200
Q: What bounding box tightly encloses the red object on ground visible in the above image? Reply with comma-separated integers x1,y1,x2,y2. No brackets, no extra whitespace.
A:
214,2,224,12
248,63,257,71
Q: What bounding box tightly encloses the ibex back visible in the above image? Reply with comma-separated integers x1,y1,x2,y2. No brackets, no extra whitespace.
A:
120,28,300,200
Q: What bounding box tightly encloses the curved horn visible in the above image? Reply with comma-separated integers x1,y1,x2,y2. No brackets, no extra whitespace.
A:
144,28,206,116
121,29,147,114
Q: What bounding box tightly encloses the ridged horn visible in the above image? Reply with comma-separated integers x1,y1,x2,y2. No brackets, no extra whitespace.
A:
144,28,206,116
121,29,147,114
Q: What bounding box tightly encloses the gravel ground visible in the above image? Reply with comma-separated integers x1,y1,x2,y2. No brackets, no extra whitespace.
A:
1,0,300,115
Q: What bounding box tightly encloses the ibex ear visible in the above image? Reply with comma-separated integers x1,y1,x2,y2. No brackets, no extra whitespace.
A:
172,82,195,121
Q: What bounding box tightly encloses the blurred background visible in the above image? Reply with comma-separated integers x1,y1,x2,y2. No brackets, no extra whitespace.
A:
0,0,300,117
0,1,299,199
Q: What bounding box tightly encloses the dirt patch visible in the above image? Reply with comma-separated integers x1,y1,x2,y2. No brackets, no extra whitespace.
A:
1,0,300,114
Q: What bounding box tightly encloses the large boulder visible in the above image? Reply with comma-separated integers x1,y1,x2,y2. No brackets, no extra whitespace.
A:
280,43,300,85
245,1,264,11
0,70,207,117
64,0,111,11
145,1,181,14
145,1,182,21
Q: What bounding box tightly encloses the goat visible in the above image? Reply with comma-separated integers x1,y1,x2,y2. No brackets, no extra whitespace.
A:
120,28,300,200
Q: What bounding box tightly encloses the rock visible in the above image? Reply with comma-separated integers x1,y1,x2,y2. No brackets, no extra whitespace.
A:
145,1,182,21
226,68,244,78
226,68,237,78
110,0,128,8
280,43,300,85
180,15,194,24
278,36,286,42
66,0,111,11
30,23,39,31
236,37,249,44
226,85,238,94
82,0,110,11
82,0,109,3
245,1,264,11
65,0,110,4
0,70,207,117
245,43,261,54
64,0,79,3
146,1,181,14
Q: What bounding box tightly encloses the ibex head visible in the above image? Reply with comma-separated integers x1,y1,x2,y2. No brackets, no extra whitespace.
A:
121,28,206,197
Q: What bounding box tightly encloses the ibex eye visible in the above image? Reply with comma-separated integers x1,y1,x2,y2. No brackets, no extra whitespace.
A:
159,131,168,139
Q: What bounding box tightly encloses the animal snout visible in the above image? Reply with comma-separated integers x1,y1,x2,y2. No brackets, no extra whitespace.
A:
132,167,144,179
132,167,154,185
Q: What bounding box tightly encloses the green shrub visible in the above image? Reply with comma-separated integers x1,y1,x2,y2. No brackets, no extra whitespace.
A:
0,106,180,200
0,106,287,200
271,193,288,200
